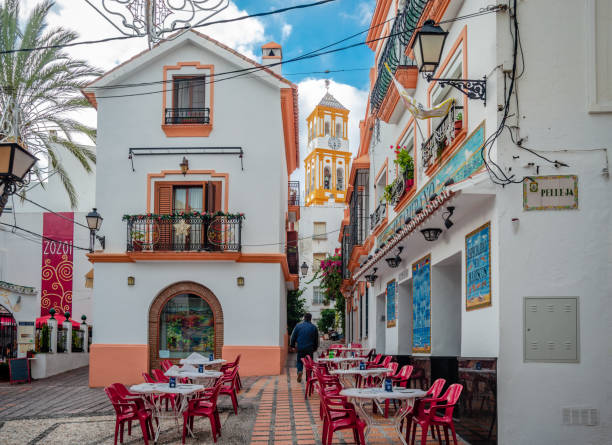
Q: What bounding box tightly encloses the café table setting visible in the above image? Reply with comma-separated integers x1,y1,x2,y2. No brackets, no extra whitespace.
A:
340,385,426,445
164,364,222,387
179,352,227,368
330,366,392,388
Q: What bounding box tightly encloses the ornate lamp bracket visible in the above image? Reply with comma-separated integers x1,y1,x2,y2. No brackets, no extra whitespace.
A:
426,75,487,105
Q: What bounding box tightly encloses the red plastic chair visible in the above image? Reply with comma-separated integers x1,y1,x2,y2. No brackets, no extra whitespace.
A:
302,356,318,399
318,390,366,445
400,378,446,436
152,368,169,383
147,370,177,411
219,366,239,414
182,381,223,443
160,359,173,372
408,383,463,445
221,354,242,391
142,372,156,383
105,385,154,445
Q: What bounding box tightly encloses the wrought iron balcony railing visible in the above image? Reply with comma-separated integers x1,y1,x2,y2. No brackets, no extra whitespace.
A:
164,107,210,125
288,181,300,206
421,103,463,168
370,201,387,231
126,214,242,252
370,0,428,112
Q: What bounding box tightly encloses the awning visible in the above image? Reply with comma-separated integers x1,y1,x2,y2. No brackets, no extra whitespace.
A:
36,314,81,329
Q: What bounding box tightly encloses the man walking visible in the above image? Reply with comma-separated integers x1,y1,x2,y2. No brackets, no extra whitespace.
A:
290,313,319,383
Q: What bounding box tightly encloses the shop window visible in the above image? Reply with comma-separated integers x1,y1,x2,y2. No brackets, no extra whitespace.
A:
313,222,327,240
158,293,214,359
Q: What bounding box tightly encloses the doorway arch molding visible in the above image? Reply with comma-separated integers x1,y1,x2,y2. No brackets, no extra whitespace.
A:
148,281,223,370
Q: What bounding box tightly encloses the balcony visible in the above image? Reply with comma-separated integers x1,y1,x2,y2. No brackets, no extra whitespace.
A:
421,104,464,169
286,230,299,275
125,214,242,252
164,107,210,125
370,0,428,113
370,201,387,231
288,181,300,206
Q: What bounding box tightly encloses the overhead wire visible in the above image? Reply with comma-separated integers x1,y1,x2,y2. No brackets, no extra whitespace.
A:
0,0,339,55
0,222,91,251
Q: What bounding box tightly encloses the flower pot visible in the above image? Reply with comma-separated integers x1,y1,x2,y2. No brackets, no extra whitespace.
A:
405,178,414,190
454,119,463,137
133,240,143,251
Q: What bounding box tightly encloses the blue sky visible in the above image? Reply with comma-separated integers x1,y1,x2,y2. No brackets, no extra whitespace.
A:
234,0,375,90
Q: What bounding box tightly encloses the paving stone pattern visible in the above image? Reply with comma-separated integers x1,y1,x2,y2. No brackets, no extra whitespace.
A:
0,361,469,444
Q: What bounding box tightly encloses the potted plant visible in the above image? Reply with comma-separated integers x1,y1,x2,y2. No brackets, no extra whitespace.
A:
131,230,145,251
454,112,463,136
437,138,447,159
383,184,394,203
391,145,415,191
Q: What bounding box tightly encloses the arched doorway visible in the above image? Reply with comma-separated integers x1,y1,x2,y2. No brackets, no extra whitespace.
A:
0,305,17,361
148,282,223,370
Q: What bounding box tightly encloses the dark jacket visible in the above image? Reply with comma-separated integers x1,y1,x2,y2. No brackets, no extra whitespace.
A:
290,321,319,353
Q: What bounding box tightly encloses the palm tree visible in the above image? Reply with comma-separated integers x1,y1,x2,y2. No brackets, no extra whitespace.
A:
0,0,101,208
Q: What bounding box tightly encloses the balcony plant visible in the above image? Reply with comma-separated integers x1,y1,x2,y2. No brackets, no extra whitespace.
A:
391,144,415,192
454,112,463,136
383,184,394,203
131,230,145,251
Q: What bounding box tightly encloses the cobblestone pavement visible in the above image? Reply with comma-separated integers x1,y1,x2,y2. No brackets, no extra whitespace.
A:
0,361,469,444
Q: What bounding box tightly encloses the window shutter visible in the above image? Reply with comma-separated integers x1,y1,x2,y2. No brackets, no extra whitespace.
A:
155,182,173,249
206,181,222,213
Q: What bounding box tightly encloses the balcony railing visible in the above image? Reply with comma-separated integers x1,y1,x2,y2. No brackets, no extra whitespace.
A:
288,181,300,206
370,0,428,112
422,104,463,168
287,230,299,275
126,214,242,252
164,107,210,125
370,201,387,231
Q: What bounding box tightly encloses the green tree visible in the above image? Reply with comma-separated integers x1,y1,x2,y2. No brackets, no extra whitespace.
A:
287,288,306,334
317,308,336,333
311,250,346,335
0,0,100,207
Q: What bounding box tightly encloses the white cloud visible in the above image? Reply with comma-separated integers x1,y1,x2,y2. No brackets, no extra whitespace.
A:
340,1,374,26
281,23,293,42
291,78,369,186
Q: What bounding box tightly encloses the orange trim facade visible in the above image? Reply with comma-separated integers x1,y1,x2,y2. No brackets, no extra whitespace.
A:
146,169,229,213
89,344,149,387
366,0,394,49
161,62,214,137
87,252,299,288
222,345,285,376
281,88,300,175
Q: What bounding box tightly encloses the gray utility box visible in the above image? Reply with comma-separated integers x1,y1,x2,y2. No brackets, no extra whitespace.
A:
523,297,579,363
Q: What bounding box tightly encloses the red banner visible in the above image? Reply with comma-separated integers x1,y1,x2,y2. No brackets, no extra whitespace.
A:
40,213,74,316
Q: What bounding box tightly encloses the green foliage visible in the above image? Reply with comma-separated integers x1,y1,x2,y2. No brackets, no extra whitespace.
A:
287,288,307,334
383,184,394,203
317,309,336,333
39,324,49,353
0,0,101,208
311,250,346,334
455,112,463,121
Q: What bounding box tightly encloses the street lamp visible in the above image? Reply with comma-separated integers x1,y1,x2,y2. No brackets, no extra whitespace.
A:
300,262,309,277
385,246,404,268
411,20,486,104
86,208,105,252
0,142,38,216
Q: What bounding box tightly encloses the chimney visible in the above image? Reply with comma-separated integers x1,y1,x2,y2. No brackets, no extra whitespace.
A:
261,42,282,76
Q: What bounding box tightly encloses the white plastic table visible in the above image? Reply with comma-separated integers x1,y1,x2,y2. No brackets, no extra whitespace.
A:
130,382,205,441
329,367,392,388
315,357,362,369
179,358,226,367
340,387,426,445
164,368,223,386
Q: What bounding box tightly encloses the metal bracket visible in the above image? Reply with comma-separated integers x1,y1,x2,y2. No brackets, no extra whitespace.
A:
128,146,244,171
427,75,487,105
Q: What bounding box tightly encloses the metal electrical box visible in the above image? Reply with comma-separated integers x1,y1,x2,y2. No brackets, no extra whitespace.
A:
524,297,579,363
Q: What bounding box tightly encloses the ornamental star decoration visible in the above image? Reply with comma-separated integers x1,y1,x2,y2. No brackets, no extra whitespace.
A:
174,219,191,236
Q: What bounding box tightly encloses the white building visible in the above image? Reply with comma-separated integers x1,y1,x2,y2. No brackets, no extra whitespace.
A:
0,146,95,361
82,31,301,386
341,1,611,444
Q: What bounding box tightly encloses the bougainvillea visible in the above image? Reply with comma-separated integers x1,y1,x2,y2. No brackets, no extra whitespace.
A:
315,248,345,334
